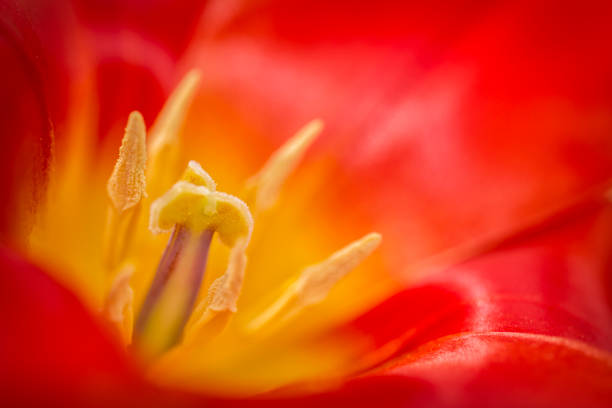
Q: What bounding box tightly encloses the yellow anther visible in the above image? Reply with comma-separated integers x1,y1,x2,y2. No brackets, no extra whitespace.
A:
104,112,147,269
150,164,253,246
207,238,248,312
181,160,216,190
107,111,147,213
103,265,134,345
147,70,202,197
247,232,381,333
183,238,248,344
245,119,323,212
148,70,201,155
294,233,381,304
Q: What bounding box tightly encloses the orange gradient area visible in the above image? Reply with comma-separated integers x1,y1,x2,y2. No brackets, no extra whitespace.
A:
27,71,398,395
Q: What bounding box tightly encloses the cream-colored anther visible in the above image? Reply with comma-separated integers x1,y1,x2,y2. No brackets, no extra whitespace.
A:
247,232,381,333
104,112,147,269
104,265,134,345
206,238,248,313
148,70,201,155
245,119,323,212
107,111,147,213
147,70,202,197
295,233,381,304
183,238,248,343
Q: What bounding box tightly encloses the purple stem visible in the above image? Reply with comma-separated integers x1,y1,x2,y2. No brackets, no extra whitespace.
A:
134,226,213,352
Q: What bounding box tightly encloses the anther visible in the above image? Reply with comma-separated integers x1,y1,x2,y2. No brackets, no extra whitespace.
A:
147,70,202,199
103,111,147,269
103,265,135,345
244,119,323,213
247,232,381,334
183,238,248,344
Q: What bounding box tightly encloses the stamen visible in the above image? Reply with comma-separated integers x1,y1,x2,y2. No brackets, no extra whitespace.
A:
103,265,135,345
183,238,248,344
134,162,252,357
206,238,248,313
107,111,147,212
103,111,147,269
247,232,381,333
147,70,202,198
149,70,201,152
244,119,323,213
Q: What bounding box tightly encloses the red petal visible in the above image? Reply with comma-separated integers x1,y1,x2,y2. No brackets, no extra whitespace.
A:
69,0,209,141
2,1,612,406
0,247,146,405
0,201,609,406
330,200,612,378
1,0,209,149
185,0,612,277
71,0,208,58
0,1,53,246
257,332,612,407
334,332,612,408
245,202,612,406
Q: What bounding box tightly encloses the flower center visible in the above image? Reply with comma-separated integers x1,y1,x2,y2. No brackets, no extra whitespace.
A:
97,71,381,375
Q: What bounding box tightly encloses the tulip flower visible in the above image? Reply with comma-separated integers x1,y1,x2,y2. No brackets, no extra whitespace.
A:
1,0,612,407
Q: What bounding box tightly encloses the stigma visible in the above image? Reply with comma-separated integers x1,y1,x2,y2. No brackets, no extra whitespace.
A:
130,161,251,358
101,70,382,362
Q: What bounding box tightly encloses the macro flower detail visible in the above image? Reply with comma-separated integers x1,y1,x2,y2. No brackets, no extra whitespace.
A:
2,1,612,407
91,73,382,376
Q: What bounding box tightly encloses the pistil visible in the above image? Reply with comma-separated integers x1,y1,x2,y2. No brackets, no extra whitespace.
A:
133,161,253,358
